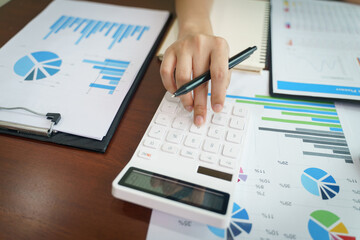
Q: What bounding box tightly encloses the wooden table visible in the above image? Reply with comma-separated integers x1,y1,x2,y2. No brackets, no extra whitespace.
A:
0,0,174,239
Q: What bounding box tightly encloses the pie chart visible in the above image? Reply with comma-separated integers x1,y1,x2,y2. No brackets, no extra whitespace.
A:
301,168,340,200
308,210,356,240
207,203,252,239
14,51,62,80
238,167,248,182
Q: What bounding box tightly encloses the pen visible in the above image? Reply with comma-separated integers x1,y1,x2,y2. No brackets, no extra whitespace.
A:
172,46,257,97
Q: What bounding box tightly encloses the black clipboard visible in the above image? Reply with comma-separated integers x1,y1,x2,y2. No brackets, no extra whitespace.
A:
0,14,172,153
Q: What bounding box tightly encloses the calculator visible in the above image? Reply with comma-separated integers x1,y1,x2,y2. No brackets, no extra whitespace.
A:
112,92,250,228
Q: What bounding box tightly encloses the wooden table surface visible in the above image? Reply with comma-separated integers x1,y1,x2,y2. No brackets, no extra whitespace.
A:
0,0,174,239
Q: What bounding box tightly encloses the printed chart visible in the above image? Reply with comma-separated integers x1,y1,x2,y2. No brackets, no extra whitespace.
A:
0,0,170,140
271,0,360,100
301,168,340,200
13,51,61,80
207,203,252,239
83,58,130,94
237,167,248,182
308,210,356,240
44,15,150,49
231,94,353,164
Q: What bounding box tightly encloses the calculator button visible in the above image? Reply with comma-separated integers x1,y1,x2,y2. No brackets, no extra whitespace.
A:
226,130,243,144
212,113,229,126
181,148,197,159
155,113,171,126
184,134,202,148
138,149,153,160
165,91,180,102
229,117,245,130
177,107,192,117
221,103,230,114
190,123,207,135
222,144,239,158
166,130,183,144
205,113,213,123
148,125,165,139
219,157,235,169
161,143,179,154
161,101,178,113
207,125,225,139
172,117,191,130
143,138,160,149
203,139,220,153
199,153,217,164
233,105,247,117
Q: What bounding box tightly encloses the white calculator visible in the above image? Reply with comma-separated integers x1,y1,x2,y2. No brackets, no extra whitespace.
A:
112,92,250,228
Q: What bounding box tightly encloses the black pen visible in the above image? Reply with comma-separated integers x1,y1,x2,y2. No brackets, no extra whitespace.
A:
172,46,257,97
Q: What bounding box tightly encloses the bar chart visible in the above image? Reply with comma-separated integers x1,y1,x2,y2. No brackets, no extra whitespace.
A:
83,58,130,94
44,15,150,49
228,94,352,164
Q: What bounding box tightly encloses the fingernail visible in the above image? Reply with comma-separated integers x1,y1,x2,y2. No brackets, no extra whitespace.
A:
213,104,223,112
195,115,204,126
185,106,193,112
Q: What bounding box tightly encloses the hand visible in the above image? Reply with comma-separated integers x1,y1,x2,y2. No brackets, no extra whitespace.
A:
160,0,231,126
160,32,230,126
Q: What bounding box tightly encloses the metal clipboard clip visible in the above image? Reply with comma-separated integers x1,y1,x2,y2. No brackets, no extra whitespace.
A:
0,107,61,137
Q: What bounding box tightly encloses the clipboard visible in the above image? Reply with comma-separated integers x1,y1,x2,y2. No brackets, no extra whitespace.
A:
0,2,172,153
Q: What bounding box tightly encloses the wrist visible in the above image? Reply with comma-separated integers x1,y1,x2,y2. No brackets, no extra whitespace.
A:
178,17,213,39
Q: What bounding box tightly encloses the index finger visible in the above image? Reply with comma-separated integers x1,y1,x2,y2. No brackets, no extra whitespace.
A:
209,38,230,112
160,49,177,93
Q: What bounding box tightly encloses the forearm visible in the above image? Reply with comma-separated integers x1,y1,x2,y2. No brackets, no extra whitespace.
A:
343,0,360,4
161,0,229,126
175,0,214,38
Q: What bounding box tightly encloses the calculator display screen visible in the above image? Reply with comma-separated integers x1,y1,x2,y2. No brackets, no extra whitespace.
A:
119,167,229,214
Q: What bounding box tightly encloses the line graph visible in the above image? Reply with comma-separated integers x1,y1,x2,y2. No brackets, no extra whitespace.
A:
286,52,347,77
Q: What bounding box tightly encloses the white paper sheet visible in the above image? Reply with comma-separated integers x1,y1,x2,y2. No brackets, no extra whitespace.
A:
271,0,360,101
147,70,360,239
0,0,169,140
336,102,360,164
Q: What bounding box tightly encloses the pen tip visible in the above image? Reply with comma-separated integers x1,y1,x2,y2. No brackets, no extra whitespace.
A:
171,94,176,98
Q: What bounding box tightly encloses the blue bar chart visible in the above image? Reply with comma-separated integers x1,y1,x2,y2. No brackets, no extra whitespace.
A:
83,58,130,94
44,15,150,49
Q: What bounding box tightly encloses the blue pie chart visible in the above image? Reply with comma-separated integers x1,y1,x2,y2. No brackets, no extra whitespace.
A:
14,51,62,80
208,203,252,239
301,168,340,200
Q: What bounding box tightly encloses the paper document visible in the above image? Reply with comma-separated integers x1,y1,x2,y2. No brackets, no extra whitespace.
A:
146,70,360,239
271,0,360,101
0,0,169,140
157,0,270,72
